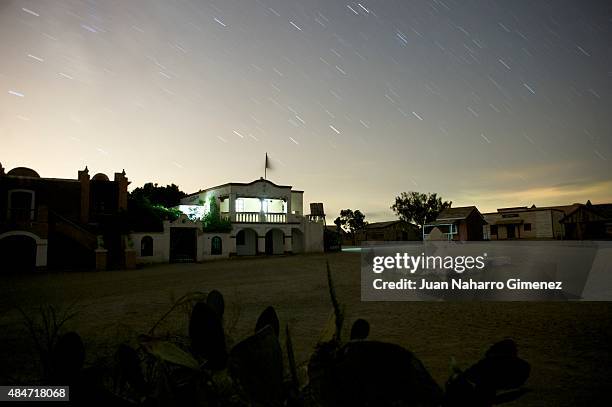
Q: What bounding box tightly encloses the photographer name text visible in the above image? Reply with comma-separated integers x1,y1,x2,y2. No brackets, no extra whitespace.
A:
373,278,563,291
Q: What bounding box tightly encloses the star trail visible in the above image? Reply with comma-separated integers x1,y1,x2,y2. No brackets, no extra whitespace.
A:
1,0,611,220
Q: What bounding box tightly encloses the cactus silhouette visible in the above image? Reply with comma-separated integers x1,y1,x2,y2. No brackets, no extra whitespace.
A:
255,305,280,337
51,331,85,384
444,338,530,406
229,325,284,404
206,289,225,320
188,301,227,369
350,318,370,340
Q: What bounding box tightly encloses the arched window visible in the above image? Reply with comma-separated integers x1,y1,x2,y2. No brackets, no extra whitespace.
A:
211,236,222,255
141,236,153,256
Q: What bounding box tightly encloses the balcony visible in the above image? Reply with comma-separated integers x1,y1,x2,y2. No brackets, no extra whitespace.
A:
227,212,288,223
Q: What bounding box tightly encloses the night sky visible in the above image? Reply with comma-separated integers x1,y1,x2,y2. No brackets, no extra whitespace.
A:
1,0,611,221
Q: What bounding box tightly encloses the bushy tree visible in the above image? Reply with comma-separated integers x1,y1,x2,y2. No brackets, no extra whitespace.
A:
127,196,182,232
334,209,367,235
131,183,186,208
127,182,185,232
391,192,451,228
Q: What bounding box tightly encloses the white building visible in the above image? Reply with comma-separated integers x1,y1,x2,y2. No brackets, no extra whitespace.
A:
131,178,325,264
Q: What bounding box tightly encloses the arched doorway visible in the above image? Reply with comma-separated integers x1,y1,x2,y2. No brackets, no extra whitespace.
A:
236,228,257,256
0,234,37,272
170,228,197,262
265,229,284,255
292,228,304,254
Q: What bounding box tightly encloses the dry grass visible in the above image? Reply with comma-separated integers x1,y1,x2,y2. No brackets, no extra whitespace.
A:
1,252,611,405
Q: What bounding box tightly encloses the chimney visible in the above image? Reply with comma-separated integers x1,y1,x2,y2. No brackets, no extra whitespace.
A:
114,170,129,211
78,166,90,224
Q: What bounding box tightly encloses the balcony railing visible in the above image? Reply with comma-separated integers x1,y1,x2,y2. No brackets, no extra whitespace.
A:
236,212,260,223
230,212,287,223
264,213,286,223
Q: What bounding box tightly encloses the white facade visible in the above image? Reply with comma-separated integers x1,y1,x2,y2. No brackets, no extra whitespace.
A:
130,215,232,264
130,179,324,264
180,178,324,257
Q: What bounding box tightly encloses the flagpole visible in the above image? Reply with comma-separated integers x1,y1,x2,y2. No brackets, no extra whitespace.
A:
265,153,267,180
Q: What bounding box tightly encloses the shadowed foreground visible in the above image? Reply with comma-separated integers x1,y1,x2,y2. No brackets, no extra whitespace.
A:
1,253,611,405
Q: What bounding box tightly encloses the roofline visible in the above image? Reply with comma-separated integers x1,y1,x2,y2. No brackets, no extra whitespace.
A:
2,175,81,183
559,204,595,223
436,206,481,221
483,207,568,215
184,178,297,198
365,220,403,228
436,216,469,221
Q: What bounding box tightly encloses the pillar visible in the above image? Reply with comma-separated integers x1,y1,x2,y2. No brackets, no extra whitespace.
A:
257,235,266,254
284,234,292,253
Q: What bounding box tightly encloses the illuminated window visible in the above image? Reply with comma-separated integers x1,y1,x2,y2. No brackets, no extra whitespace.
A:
236,199,244,212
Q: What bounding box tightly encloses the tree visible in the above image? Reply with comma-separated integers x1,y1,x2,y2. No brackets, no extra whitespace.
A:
201,197,232,233
334,209,368,236
391,192,451,228
130,182,186,208
127,182,185,232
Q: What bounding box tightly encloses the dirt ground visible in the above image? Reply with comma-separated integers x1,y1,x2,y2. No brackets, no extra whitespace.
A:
1,252,611,405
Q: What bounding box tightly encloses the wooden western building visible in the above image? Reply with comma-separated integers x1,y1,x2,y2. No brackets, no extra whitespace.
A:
483,204,579,240
560,201,612,240
424,206,487,241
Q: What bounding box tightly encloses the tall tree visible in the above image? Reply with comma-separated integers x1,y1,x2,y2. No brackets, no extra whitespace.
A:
391,192,451,228
334,209,368,235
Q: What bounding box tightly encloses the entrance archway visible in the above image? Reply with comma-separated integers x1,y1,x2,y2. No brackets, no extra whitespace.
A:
265,229,284,255
0,234,37,272
170,228,197,262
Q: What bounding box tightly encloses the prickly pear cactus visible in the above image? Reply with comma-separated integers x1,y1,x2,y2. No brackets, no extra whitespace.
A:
206,289,225,320
189,301,227,370
229,325,284,405
255,305,280,337
52,331,85,383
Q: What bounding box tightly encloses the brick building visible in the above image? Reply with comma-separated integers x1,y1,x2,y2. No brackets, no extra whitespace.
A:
0,163,129,271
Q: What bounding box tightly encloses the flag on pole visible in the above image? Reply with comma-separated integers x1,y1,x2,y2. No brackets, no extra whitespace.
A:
265,152,272,179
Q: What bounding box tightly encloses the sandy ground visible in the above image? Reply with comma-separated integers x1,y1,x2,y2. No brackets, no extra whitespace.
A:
1,252,611,405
